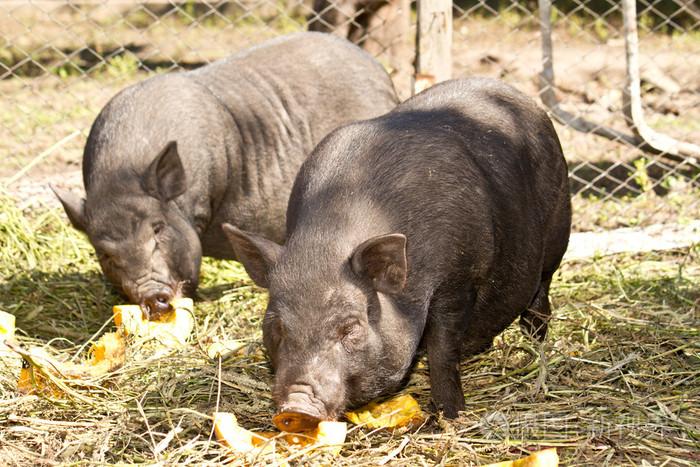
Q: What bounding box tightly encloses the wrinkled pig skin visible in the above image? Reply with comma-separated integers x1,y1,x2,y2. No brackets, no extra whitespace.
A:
52,32,398,318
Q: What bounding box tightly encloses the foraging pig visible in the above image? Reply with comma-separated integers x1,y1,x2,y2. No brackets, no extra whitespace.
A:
52,32,398,318
223,77,571,424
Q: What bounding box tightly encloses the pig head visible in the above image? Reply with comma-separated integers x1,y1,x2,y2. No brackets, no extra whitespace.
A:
222,223,422,430
52,141,201,318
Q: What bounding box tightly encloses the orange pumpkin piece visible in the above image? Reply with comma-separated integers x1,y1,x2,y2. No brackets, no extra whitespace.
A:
483,448,559,467
0,310,16,360
17,359,61,396
16,332,126,397
0,310,14,340
213,412,347,458
89,332,126,372
113,297,193,347
345,394,425,430
213,412,275,454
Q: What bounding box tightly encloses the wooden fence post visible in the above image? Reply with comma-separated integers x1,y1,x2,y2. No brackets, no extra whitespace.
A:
415,0,452,95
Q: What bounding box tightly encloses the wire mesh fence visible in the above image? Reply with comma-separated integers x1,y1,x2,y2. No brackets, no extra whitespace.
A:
1,1,698,231
452,0,700,230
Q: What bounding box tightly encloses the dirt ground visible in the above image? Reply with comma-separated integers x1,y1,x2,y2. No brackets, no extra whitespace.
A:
1,3,699,231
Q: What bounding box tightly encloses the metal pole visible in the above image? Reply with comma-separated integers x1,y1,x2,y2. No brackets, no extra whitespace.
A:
622,0,700,159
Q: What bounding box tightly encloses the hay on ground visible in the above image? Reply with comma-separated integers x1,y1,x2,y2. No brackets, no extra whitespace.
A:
1,195,698,465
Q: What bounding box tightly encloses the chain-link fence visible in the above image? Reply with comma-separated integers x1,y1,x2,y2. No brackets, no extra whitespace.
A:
2,1,698,231
450,0,699,230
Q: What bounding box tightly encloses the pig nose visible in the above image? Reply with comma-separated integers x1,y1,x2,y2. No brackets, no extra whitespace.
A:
142,291,173,320
273,392,326,432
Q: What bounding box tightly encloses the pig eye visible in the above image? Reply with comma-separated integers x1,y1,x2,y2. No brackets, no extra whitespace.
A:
194,216,208,234
153,222,165,235
340,322,364,353
98,251,116,267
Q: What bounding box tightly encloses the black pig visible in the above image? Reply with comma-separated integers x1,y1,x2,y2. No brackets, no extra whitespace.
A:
223,77,571,424
52,32,398,317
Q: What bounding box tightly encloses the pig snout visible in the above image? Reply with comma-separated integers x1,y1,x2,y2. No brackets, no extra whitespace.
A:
274,390,325,432
273,377,345,432
141,289,174,319
130,276,177,319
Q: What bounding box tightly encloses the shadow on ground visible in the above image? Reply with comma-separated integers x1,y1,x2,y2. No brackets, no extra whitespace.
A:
0,270,118,344
2,42,207,79
0,267,257,343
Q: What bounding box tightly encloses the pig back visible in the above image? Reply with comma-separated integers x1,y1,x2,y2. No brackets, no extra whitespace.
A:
290,77,570,309
383,78,571,330
190,32,399,251
394,79,569,295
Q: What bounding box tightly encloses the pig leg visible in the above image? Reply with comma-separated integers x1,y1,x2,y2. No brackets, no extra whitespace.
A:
519,277,552,342
461,335,494,357
424,289,472,418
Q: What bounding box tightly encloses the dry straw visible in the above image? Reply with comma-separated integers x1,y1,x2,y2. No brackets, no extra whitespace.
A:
1,195,698,465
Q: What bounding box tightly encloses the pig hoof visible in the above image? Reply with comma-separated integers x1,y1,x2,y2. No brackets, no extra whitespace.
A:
442,406,461,419
431,396,465,419
273,411,322,433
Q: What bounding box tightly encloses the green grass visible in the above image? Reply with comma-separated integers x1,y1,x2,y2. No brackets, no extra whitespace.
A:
1,195,698,465
649,114,700,134
572,187,700,231
102,53,142,81
0,82,95,178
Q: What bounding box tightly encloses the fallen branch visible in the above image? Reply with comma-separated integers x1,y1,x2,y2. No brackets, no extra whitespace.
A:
537,0,699,165
537,0,640,147
621,0,700,161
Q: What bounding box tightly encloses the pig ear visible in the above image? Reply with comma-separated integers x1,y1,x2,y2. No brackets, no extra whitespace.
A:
222,223,282,288
351,233,407,295
50,184,87,232
144,141,187,201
